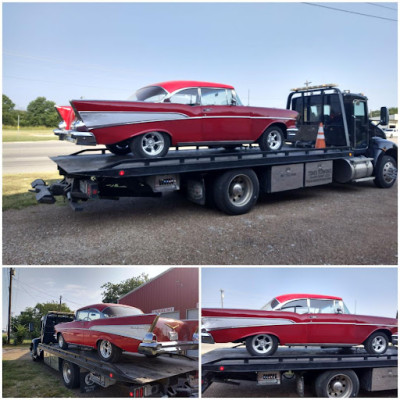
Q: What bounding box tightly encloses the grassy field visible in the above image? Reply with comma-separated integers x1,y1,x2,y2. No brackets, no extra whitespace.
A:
3,172,65,211
3,126,57,142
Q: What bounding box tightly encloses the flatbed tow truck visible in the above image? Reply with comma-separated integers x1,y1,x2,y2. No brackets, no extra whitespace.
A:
201,346,397,398
30,85,397,215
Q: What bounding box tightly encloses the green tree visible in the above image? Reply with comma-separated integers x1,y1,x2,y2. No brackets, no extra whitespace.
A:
101,273,150,303
26,96,59,127
2,94,17,125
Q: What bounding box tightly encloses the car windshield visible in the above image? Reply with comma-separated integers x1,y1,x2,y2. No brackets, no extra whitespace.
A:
102,305,144,318
261,297,280,310
128,86,168,102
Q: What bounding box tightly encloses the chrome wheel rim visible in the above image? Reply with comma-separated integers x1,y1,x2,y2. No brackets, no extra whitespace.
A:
99,340,112,359
141,132,165,156
382,161,397,184
267,130,282,150
58,335,64,348
251,334,273,354
62,362,72,384
326,374,353,397
371,335,386,353
228,175,253,207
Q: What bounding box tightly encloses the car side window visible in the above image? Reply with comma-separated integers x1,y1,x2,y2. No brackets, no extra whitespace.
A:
201,88,229,106
280,299,308,314
87,309,101,321
168,88,199,105
309,299,336,314
76,310,89,321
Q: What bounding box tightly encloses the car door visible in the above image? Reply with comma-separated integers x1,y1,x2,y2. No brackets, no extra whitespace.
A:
83,308,102,347
200,88,251,143
307,299,356,345
67,309,89,345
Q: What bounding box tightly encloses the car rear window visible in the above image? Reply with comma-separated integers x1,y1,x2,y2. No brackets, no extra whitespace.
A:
103,306,143,318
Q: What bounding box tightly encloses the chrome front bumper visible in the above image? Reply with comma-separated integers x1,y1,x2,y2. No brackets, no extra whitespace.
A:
138,340,198,356
54,129,97,146
392,334,398,346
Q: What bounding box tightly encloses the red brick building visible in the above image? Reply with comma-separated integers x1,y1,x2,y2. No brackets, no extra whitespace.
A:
118,268,198,320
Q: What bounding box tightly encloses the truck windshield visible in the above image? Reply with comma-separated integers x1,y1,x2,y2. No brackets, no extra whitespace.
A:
103,306,144,318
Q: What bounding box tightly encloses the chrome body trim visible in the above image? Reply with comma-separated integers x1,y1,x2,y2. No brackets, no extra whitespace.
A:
54,129,97,145
138,340,198,356
88,324,151,341
202,317,295,331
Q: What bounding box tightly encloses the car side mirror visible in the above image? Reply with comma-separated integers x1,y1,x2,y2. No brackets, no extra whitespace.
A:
380,107,389,126
336,308,343,314
231,98,237,106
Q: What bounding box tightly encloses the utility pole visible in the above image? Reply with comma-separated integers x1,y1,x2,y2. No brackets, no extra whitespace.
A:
7,268,15,344
220,289,225,308
59,295,62,310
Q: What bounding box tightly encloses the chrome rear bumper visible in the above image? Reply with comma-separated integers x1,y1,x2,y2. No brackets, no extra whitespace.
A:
138,340,198,356
201,331,215,344
54,129,97,146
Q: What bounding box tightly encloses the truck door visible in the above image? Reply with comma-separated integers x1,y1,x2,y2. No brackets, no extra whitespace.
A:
350,99,369,150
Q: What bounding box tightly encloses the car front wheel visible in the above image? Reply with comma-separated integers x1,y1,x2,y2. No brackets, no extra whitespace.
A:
259,126,284,151
245,334,278,356
130,132,170,158
58,333,68,350
364,332,388,354
97,339,122,363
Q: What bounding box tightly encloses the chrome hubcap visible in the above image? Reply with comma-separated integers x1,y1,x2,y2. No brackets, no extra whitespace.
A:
267,131,282,150
142,132,165,156
58,335,64,347
62,363,72,383
228,175,253,206
372,336,386,353
382,161,397,184
252,334,273,354
327,374,353,397
99,340,112,359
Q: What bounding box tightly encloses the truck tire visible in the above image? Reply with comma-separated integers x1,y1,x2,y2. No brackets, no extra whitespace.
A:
364,331,388,354
61,360,80,389
245,334,278,356
130,132,170,158
106,143,131,155
97,339,122,363
259,126,284,151
374,155,397,188
58,333,68,350
315,369,359,397
212,169,259,215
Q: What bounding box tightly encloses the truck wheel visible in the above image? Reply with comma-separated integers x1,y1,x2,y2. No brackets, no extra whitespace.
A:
130,132,170,158
97,339,122,363
58,333,68,350
259,126,284,151
374,155,397,188
61,360,80,389
315,370,359,397
106,143,131,155
213,169,259,215
364,332,388,354
245,334,278,356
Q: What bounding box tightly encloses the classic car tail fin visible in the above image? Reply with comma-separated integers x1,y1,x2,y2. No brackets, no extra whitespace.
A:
55,106,75,130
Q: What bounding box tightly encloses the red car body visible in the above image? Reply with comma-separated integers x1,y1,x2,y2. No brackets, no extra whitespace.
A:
202,294,397,356
55,303,198,360
54,80,298,157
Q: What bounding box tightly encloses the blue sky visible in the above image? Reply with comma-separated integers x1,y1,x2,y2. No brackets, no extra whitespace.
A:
2,266,169,330
3,2,398,111
201,267,398,318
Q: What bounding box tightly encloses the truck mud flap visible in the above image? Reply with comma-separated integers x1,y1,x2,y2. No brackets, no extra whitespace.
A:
30,179,56,204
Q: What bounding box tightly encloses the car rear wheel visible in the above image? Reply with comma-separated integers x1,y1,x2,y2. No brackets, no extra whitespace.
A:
259,126,284,151
130,132,170,158
364,332,388,354
58,333,68,350
106,143,131,155
245,334,278,356
374,155,397,188
315,369,359,397
97,339,122,363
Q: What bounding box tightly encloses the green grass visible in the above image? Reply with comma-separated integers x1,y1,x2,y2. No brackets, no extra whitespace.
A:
2,126,57,142
3,173,66,211
2,359,74,397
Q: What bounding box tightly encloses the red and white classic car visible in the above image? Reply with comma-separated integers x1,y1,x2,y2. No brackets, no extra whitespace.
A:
55,303,198,362
54,80,298,157
202,294,398,356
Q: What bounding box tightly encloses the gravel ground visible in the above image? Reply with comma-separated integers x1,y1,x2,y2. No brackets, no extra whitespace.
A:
3,180,397,265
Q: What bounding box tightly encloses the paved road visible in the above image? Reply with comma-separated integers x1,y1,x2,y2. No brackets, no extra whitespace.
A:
3,141,93,174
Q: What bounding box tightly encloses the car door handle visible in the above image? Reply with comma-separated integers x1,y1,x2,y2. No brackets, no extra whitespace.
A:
203,108,212,112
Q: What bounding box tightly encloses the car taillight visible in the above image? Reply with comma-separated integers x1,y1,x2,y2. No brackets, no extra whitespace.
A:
129,387,144,397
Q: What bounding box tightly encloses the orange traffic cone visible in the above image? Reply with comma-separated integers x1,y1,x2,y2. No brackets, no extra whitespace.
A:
315,123,326,148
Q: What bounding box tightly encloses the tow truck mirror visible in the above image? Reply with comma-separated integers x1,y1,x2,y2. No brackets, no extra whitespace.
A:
380,107,389,126
28,322,34,332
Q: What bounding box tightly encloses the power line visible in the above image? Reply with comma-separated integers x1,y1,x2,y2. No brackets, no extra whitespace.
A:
367,2,397,11
303,2,397,21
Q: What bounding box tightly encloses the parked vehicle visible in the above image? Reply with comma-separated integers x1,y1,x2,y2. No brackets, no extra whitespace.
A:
55,303,198,362
202,293,398,356
54,80,298,157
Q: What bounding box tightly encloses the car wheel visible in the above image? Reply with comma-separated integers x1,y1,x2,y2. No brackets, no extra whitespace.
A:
245,334,278,356
374,155,397,188
61,360,80,389
97,339,122,363
259,126,284,151
130,132,170,158
106,143,131,155
58,333,68,350
364,332,388,354
213,169,259,215
315,369,359,397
